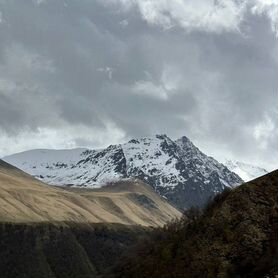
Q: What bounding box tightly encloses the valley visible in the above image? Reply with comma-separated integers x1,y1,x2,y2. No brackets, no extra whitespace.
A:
0,1,276,276
0,157,277,277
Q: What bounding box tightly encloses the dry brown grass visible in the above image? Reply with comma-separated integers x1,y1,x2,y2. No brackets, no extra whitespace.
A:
0,161,181,226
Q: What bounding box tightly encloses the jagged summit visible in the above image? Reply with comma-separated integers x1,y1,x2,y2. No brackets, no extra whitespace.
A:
176,135,191,143
3,134,243,209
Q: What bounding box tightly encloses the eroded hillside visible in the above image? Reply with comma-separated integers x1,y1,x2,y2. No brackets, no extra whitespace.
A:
0,160,181,226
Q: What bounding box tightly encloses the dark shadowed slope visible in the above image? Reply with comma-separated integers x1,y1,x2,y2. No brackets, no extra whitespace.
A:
111,170,278,278
0,222,149,278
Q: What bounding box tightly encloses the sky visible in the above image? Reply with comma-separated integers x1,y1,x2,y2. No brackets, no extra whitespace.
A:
0,0,277,170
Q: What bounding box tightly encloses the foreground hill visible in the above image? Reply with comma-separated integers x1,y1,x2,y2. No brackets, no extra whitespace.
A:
0,222,149,278
3,134,242,209
0,160,180,226
111,170,278,278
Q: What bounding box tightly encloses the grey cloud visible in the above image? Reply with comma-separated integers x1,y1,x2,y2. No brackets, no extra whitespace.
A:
0,0,277,169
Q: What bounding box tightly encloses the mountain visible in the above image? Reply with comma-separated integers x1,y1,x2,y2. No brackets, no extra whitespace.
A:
111,170,278,278
0,159,181,278
223,159,268,182
3,135,243,209
0,160,181,226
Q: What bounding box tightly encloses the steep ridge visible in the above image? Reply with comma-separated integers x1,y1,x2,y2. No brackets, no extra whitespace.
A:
3,135,243,209
0,160,181,226
111,170,278,278
223,159,268,181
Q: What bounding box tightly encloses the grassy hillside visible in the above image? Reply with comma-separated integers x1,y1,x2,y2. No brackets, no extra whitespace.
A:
0,160,181,226
110,170,278,278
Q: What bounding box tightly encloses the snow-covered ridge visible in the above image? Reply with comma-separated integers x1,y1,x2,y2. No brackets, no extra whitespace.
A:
222,159,268,182
3,135,243,209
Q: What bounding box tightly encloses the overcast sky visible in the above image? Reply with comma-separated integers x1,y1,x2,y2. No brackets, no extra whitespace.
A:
0,0,277,170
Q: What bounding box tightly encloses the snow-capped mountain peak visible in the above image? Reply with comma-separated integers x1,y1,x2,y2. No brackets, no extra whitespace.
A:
3,135,243,209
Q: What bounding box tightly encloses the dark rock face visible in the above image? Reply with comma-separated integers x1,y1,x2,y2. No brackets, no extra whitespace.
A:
158,182,218,210
122,135,242,209
88,135,242,209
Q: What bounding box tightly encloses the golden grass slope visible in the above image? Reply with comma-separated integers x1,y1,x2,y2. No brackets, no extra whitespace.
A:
0,160,181,226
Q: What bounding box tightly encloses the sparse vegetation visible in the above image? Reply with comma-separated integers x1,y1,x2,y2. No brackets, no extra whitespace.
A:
109,171,278,278
0,223,149,278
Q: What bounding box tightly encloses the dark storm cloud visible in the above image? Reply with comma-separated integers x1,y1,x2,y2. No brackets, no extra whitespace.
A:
0,0,277,169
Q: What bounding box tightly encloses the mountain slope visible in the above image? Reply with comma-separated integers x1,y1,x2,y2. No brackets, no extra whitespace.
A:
0,222,149,278
0,160,181,226
3,135,243,209
0,160,179,277
223,159,268,182
111,170,278,278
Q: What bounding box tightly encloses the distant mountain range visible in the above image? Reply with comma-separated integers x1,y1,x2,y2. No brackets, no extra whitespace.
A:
222,159,268,182
4,135,244,209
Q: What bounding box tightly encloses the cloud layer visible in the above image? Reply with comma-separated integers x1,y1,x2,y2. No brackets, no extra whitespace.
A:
0,0,277,170
104,0,278,35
